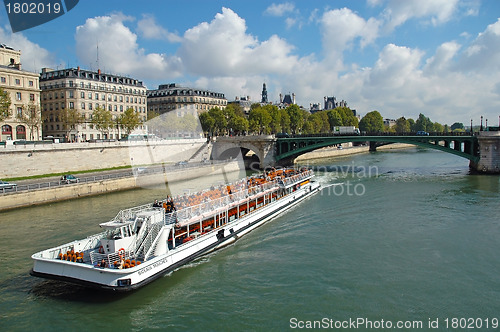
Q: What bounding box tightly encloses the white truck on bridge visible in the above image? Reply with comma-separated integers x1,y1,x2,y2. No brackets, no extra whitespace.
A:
333,126,360,135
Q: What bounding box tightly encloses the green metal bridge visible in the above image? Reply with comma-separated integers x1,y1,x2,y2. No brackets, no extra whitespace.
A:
275,134,479,164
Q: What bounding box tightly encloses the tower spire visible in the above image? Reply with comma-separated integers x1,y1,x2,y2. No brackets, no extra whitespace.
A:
261,83,268,103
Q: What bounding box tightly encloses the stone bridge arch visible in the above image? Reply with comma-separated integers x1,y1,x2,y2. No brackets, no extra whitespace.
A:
212,135,276,169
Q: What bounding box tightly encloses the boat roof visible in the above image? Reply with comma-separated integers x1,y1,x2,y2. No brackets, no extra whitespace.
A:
99,219,134,230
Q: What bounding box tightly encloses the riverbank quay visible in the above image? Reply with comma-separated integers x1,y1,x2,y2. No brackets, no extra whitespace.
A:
0,161,240,212
0,138,209,179
295,143,415,162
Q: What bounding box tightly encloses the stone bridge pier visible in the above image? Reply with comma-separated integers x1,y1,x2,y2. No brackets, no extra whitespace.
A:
212,135,277,169
470,131,500,173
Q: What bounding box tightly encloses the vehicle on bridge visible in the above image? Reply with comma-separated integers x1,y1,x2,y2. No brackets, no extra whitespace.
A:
333,126,360,136
416,131,430,136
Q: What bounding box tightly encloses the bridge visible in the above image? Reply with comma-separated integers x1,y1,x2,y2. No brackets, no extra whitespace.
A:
212,131,500,173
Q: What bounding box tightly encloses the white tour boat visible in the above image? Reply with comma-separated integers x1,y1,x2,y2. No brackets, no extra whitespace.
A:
31,168,321,291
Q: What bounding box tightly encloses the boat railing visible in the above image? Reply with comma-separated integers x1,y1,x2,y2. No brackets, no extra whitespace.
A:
279,170,314,187
111,203,153,222
175,179,279,223
90,249,134,267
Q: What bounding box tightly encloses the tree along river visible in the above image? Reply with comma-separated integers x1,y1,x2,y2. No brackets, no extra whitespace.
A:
0,147,499,331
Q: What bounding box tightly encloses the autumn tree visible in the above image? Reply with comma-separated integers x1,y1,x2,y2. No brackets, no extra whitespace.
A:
286,104,305,134
208,107,227,136
394,117,410,133
0,87,11,121
17,102,42,140
336,106,359,127
199,111,215,136
359,110,384,133
120,107,142,136
62,108,83,141
248,106,271,134
92,106,113,137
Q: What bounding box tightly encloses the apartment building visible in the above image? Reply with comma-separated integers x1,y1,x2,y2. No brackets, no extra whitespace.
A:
0,44,41,141
147,83,227,117
40,67,147,141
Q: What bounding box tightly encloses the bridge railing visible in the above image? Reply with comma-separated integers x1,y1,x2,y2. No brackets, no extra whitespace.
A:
285,131,474,138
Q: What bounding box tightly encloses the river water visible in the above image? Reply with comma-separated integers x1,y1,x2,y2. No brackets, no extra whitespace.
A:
1,148,499,331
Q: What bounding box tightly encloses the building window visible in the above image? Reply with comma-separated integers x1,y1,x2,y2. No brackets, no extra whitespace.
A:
30,93,35,101
101,94,105,101
119,96,123,102
1,77,5,83
81,103,85,109
15,79,20,85
120,105,123,112
69,91,74,98
114,105,117,111
88,92,92,99
69,81,73,87
16,125,26,139
69,102,74,109
89,103,93,110
16,92,21,101
17,107,23,117
29,80,34,87
81,92,85,98
108,105,112,111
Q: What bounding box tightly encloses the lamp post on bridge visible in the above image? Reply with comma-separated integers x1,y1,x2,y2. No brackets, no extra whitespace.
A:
480,116,483,131
471,119,473,135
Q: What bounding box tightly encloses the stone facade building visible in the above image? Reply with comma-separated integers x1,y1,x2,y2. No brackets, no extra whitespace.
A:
147,83,227,117
0,44,41,141
40,67,147,142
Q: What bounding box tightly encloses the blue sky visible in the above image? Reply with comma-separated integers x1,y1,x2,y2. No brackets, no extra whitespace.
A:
1,0,500,125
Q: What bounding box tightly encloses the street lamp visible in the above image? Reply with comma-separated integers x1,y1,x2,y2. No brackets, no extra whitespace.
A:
480,116,483,131
470,119,473,135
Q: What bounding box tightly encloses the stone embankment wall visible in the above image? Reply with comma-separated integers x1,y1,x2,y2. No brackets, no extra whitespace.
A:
0,139,208,178
0,161,241,211
295,143,414,162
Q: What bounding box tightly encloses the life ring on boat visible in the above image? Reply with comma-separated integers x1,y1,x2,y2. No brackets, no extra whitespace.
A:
98,246,104,254
118,248,125,259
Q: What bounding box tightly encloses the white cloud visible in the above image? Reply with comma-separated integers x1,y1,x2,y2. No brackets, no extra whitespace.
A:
460,18,500,72
264,3,296,17
0,26,54,72
75,14,183,81
137,14,181,42
380,0,459,31
320,8,380,69
178,8,299,77
424,41,461,74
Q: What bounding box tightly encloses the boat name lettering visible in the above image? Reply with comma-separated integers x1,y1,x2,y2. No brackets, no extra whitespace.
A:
137,257,169,276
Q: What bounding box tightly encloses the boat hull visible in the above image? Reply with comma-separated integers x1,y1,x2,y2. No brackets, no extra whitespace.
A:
31,181,321,291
